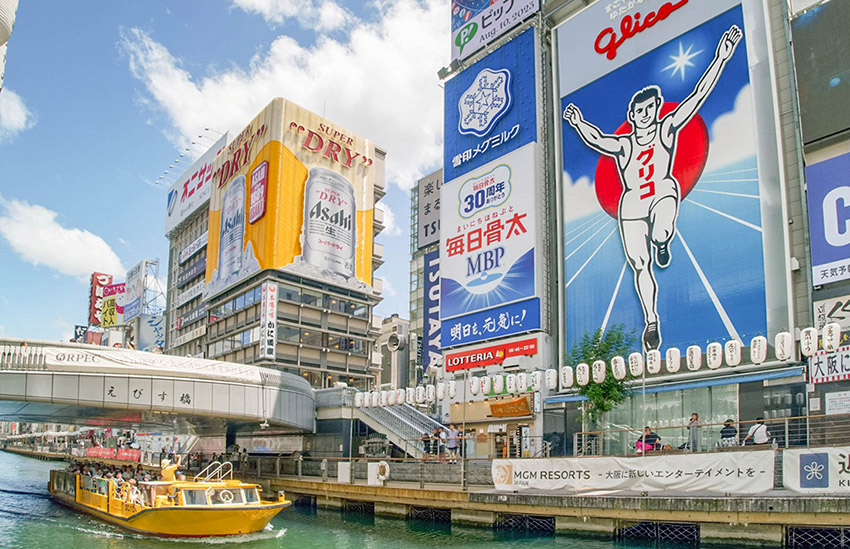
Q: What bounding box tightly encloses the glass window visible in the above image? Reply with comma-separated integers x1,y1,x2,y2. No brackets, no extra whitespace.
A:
235,293,246,310
243,488,259,504
301,289,321,307
182,489,208,506
327,335,342,349
244,290,255,307
277,325,299,343
300,329,324,347
351,303,368,318
210,488,244,505
241,330,252,346
279,283,300,302
222,300,233,315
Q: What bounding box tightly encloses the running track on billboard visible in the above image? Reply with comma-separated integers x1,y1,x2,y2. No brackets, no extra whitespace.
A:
563,157,766,353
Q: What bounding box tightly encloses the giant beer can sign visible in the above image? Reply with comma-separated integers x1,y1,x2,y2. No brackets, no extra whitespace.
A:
204,98,379,299
302,167,357,279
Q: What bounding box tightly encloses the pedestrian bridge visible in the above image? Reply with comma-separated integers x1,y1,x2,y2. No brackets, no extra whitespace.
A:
0,338,314,433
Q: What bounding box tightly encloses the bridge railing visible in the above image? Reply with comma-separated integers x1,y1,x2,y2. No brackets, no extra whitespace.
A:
0,340,47,370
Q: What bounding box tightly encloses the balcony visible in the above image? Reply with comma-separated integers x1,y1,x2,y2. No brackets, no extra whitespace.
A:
373,206,385,234
372,277,383,296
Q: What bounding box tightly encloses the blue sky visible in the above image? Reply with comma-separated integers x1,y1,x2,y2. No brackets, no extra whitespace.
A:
0,0,447,341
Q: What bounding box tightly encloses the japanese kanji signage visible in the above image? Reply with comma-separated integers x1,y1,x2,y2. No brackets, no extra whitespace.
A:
417,169,442,249
164,134,228,235
493,450,774,494
444,26,538,182
88,272,113,326
814,295,850,332
440,144,540,346
784,447,850,494
806,152,850,286
139,314,166,352
259,282,277,359
451,0,539,62
809,345,850,384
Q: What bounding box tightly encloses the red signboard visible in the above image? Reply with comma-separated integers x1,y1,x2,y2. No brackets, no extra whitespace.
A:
88,272,114,326
85,446,116,459
445,337,538,371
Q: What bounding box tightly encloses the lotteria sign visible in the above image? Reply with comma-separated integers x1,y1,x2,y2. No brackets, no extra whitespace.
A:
445,337,537,372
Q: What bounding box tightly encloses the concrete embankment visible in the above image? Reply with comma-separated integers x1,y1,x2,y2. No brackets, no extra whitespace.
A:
242,460,850,547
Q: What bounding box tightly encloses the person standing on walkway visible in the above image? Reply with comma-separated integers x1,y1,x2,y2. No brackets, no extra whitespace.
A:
688,413,702,452
438,427,447,462
446,424,459,464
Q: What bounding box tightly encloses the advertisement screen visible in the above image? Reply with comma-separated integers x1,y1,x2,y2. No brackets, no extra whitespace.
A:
123,260,145,322
558,0,787,354
204,98,377,299
806,152,850,285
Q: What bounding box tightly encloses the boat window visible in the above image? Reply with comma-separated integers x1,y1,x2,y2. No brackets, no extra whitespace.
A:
182,489,208,506
243,488,259,504
210,488,244,505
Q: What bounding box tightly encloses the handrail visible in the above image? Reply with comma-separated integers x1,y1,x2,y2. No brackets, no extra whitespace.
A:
193,460,233,482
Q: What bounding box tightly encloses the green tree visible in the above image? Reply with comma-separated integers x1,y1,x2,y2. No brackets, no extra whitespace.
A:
566,324,637,426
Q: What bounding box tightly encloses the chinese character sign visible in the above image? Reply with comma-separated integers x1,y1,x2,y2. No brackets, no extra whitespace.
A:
88,272,113,326
444,27,538,182
139,314,165,352
165,134,228,235
259,282,277,358
806,152,850,285
451,0,539,62
441,144,538,327
784,447,850,494
558,0,785,355
417,170,442,249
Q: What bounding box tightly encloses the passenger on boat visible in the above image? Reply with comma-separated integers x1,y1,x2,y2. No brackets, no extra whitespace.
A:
160,454,182,482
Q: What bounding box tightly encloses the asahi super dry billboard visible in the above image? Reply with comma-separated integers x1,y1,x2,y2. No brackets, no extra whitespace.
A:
204,98,378,299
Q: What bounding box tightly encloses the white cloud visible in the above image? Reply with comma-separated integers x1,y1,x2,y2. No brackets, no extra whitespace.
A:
381,204,402,236
121,0,447,190
232,0,352,31
562,170,604,222
0,197,126,281
381,278,397,297
0,89,35,141
704,84,756,172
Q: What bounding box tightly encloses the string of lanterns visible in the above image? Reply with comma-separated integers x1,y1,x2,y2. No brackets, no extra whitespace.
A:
350,324,840,408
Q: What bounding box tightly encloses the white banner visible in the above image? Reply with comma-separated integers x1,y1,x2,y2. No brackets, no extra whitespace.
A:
164,134,228,234
493,450,775,494
259,282,277,358
784,447,850,494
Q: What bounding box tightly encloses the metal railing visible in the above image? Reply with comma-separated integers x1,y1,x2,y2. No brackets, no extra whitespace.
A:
570,413,844,457
0,340,47,370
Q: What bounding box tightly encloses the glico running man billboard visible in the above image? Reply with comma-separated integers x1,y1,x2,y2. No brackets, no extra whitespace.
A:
441,26,542,348
204,98,378,299
558,0,789,354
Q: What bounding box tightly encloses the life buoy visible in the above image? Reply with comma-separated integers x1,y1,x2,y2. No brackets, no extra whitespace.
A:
376,461,390,482
219,489,234,503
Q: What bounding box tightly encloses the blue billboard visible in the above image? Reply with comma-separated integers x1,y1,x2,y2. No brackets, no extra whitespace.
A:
443,26,537,182
807,152,850,286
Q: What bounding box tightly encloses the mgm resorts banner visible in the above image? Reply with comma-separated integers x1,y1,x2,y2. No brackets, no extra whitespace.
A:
493,450,774,494
784,447,850,494
205,98,378,300
557,0,789,354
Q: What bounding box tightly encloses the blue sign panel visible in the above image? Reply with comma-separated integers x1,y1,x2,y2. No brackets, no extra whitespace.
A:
443,26,537,182
423,250,442,372
442,297,540,348
807,152,850,285
799,453,829,489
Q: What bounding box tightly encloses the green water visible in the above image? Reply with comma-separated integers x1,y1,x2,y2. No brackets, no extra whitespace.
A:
0,450,706,548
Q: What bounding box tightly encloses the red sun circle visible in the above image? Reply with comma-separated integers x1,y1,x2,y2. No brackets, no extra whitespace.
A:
593,102,709,219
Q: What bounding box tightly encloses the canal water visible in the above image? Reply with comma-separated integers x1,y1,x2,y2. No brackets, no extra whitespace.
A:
0,450,723,548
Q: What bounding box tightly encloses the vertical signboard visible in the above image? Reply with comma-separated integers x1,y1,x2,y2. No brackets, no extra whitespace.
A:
422,250,441,373
259,282,277,359
88,272,113,326
123,260,145,322
417,169,442,249
806,152,850,285
139,314,166,352
557,0,787,354
451,0,539,62
204,98,378,299
101,283,126,328
164,134,228,234
441,27,542,348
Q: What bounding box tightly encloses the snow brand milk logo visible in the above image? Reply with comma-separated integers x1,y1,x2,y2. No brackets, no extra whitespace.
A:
302,167,357,279
458,68,512,138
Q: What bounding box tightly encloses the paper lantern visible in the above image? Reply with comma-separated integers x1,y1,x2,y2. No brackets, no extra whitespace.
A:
531,371,543,391
750,335,768,365
517,372,529,392
469,376,480,396
426,384,436,402
800,327,818,357
371,391,380,407
724,340,742,366
646,350,661,374
406,387,416,405
775,331,794,361
380,390,388,406
628,352,644,377
545,368,558,390
415,385,426,403
396,388,406,405
492,375,505,393
447,380,457,399
576,363,590,386
824,322,841,352
611,356,626,380
506,373,517,393
436,382,446,401
666,348,681,373
706,342,722,369
387,389,396,406
592,360,606,384
354,392,364,408
559,366,574,389
481,376,492,395
686,345,702,371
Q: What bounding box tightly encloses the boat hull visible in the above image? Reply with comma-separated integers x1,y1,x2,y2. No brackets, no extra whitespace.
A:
51,490,290,537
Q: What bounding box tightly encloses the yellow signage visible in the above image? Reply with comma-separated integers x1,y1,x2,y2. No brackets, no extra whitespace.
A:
204,98,378,299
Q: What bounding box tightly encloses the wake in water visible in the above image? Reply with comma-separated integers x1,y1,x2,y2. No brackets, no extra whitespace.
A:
0,488,50,498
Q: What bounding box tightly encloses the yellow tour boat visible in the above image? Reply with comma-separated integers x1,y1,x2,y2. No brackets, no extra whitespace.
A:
48,461,291,537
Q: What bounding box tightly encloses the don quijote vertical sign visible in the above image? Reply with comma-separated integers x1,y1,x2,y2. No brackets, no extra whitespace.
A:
88,272,113,326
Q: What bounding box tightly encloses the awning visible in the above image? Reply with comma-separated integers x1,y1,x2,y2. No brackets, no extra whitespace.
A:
544,366,805,405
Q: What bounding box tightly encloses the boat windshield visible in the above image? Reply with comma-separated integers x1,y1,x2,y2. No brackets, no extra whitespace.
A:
182,488,208,506
209,488,245,505
244,487,259,503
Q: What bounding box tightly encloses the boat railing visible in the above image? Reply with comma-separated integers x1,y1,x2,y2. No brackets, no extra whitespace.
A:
193,460,233,482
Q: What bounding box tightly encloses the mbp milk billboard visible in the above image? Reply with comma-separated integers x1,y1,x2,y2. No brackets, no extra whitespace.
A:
204,98,377,299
